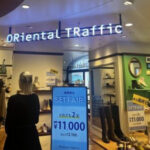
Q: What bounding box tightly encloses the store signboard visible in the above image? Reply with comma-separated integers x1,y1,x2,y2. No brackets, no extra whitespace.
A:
51,87,88,150
6,24,122,43
127,101,146,131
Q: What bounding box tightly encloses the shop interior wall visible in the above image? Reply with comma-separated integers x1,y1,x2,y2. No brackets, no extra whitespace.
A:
0,49,13,78
0,49,13,104
122,55,150,100
90,41,150,137
12,53,63,94
122,55,150,124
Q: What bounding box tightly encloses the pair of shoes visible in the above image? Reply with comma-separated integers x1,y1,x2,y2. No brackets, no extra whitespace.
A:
38,123,51,134
111,104,129,142
42,99,51,111
105,73,111,79
132,80,143,89
99,104,130,144
99,105,120,144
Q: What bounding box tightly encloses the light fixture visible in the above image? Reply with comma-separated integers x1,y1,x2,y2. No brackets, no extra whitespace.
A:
125,23,133,27
74,44,79,47
122,35,126,38
22,4,30,9
124,0,134,5
26,25,33,29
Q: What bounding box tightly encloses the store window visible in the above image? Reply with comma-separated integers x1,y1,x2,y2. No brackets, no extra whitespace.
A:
67,55,89,87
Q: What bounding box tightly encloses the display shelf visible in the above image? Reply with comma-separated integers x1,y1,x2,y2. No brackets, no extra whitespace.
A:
128,89,150,92
38,132,51,136
34,90,52,93
40,110,51,114
0,74,7,77
104,94,116,97
103,85,115,88
103,78,115,80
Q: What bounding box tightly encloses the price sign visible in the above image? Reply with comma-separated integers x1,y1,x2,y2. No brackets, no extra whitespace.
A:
51,87,88,150
127,101,146,131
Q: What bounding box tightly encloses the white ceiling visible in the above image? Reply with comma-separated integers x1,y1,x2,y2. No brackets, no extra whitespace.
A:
0,0,150,55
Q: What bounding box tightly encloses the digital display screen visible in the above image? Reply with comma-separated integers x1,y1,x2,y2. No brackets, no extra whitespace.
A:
51,87,88,150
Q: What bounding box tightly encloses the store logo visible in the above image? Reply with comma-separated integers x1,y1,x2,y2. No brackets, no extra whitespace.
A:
6,24,122,43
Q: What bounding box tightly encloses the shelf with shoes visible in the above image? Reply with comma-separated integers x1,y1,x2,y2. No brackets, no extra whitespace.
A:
102,72,116,104
103,85,115,88
39,132,51,136
40,110,51,114
34,87,52,137
34,89,52,93
103,78,115,80
0,74,7,77
104,93,116,97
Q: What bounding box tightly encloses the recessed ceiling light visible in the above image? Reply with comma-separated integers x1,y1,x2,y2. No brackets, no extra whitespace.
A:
26,25,33,29
125,23,133,27
74,44,79,47
22,4,30,9
122,35,126,38
124,1,133,5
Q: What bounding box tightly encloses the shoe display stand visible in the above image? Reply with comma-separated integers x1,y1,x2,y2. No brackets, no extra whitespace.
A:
103,72,115,104
35,89,52,136
35,89,52,150
90,64,129,148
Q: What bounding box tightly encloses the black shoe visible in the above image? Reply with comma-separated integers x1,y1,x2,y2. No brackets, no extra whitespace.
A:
105,106,120,143
99,106,110,143
111,104,129,141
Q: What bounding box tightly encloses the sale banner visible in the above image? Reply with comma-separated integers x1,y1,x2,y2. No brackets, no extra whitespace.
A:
51,87,88,150
127,101,146,131
132,94,149,107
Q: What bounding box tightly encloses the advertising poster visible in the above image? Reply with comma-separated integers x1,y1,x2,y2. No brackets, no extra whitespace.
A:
132,94,149,107
127,101,146,131
51,87,88,150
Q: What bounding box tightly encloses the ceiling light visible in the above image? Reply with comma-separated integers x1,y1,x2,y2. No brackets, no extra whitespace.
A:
125,23,133,27
74,44,79,47
26,25,33,29
124,0,133,5
22,5,30,9
122,35,126,38
124,1,132,5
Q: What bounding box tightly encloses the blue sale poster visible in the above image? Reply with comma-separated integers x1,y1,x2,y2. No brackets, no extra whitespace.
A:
51,87,88,150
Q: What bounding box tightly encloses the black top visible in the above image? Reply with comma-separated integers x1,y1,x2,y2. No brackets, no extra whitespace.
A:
4,93,41,150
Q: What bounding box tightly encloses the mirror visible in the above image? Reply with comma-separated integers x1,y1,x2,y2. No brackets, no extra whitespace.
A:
129,58,142,77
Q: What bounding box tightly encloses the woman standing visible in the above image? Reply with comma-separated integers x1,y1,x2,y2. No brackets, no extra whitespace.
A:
4,72,41,150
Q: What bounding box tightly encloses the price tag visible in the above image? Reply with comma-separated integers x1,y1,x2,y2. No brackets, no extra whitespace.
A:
127,101,146,131
51,87,88,150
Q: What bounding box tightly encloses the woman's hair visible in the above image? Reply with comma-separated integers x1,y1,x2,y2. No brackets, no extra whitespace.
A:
19,72,32,95
0,79,4,93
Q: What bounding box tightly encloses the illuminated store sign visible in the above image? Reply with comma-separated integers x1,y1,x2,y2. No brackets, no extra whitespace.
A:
6,24,122,43
51,87,88,150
